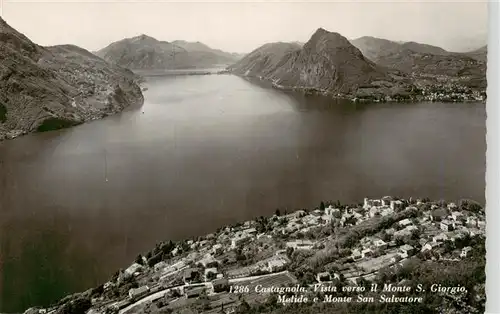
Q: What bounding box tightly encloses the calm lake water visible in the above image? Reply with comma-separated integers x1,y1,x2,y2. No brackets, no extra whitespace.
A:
0,74,485,312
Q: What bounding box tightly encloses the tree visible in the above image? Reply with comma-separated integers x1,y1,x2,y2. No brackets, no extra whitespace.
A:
135,254,144,265
410,229,421,240
237,299,251,313
104,307,118,314
356,277,371,290
395,238,405,246
382,232,392,242
320,201,326,211
459,199,483,213
0,104,7,123
57,297,92,314
91,284,104,297
275,209,281,216
206,271,217,281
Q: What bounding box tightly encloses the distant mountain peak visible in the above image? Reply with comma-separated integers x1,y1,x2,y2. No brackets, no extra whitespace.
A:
230,28,390,97
96,36,238,70
311,27,344,39
130,34,159,43
307,27,353,49
313,27,329,35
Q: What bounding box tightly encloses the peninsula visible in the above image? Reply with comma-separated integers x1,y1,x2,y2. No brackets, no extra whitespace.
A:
229,28,487,103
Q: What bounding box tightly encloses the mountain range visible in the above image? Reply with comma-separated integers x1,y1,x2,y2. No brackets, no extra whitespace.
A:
0,17,144,140
230,29,415,100
230,29,487,100
0,20,488,140
350,36,486,77
95,35,240,71
465,45,488,63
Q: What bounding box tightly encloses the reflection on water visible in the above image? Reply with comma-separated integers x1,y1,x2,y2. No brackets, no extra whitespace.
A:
0,214,103,310
0,74,485,312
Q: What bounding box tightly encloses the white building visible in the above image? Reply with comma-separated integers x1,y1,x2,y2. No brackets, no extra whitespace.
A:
199,254,218,268
361,248,373,259
124,263,143,278
374,239,388,250
380,207,395,217
294,210,307,218
399,244,414,256
451,211,464,221
364,198,382,209
393,229,412,239
154,261,168,272
316,272,331,282
421,241,442,252
440,220,454,232
433,233,449,243
405,225,418,233
478,220,486,230
267,255,289,272
447,202,458,210
398,218,412,228
286,240,315,250
231,233,251,249
243,228,257,236
325,206,341,217
460,246,472,258
390,200,404,211
352,249,362,260
129,286,150,300
212,244,223,255
313,209,323,216
466,216,478,227
369,207,381,218
381,196,393,207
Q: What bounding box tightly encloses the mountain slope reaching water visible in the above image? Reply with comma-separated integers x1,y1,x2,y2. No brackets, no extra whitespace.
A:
0,17,144,140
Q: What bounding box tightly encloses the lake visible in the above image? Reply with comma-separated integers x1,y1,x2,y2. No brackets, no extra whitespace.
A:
0,74,485,312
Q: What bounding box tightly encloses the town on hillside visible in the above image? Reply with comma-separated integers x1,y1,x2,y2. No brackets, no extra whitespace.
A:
26,197,486,314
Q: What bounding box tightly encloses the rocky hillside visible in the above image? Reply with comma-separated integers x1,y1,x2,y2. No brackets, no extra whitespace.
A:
466,45,487,63
230,28,411,100
351,36,486,82
229,42,302,77
96,35,238,70
0,17,144,140
400,41,449,55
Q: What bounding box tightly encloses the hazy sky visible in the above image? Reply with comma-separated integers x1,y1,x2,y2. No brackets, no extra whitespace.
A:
2,0,488,53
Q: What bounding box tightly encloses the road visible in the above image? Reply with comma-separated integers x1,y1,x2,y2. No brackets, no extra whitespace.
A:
228,271,290,284
118,271,291,314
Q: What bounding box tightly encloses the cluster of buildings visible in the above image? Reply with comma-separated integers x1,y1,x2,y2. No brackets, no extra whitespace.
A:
304,197,485,285
414,74,486,102
70,196,485,314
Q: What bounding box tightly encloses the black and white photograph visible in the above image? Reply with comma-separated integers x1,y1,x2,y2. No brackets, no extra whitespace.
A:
0,1,491,313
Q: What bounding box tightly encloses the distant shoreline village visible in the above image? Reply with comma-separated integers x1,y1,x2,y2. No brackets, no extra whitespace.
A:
25,196,486,314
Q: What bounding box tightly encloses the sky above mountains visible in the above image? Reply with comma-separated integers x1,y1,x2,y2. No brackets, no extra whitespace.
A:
2,0,488,54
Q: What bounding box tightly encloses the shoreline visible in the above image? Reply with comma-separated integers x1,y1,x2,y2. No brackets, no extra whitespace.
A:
1,71,485,143
231,73,487,104
0,80,145,142
132,68,230,78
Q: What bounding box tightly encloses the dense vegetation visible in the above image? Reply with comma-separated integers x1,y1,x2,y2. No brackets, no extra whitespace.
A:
236,237,485,314
36,118,79,132
0,103,6,123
